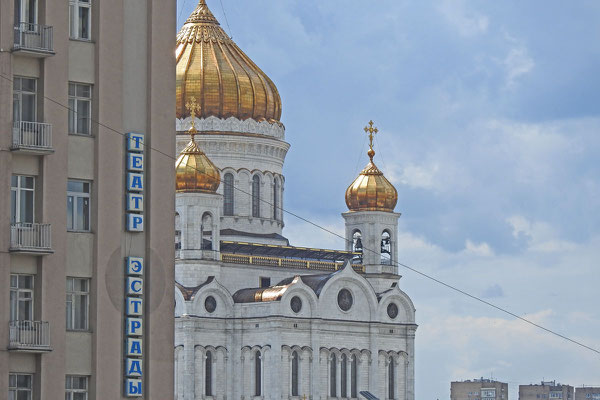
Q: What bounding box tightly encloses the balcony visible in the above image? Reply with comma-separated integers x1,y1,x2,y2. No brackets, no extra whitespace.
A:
11,121,53,154
9,223,53,254
13,23,54,56
8,320,52,352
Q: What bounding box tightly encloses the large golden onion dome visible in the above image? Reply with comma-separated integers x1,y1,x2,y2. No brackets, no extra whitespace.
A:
345,121,398,212
175,0,282,122
175,118,221,193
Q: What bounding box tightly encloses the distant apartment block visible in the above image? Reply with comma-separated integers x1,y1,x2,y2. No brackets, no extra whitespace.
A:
576,387,600,400
451,378,509,400
520,381,574,400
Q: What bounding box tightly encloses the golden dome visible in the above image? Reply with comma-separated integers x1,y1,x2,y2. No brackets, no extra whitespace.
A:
175,0,282,122
345,122,398,212
175,128,221,193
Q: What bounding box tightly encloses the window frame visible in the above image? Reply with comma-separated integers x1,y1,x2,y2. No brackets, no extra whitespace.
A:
67,180,91,232
66,277,90,331
69,0,91,40
254,350,262,397
10,274,34,321
68,82,92,136
14,0,38,25
205,351,213,397
223,173,234,216
65,375,89,400
13,76,37,123
11,175,35,225
252,175,261,218
9,373,33,400
291,350,299,397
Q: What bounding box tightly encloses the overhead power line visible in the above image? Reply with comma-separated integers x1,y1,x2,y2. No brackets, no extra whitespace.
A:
0,71,598,357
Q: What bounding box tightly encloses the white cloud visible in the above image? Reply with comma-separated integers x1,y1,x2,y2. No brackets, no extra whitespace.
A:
504,46,535,88
464,239,494,256
438,0,489,37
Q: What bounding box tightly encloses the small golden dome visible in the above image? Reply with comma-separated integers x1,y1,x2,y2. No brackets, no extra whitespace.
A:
175,131,221,193
176,0,282,122
345,121,398,212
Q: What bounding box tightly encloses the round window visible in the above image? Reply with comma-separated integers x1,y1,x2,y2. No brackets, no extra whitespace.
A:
290,296,302,313
204,296,217,313
337,289,353,311
387,303,398,319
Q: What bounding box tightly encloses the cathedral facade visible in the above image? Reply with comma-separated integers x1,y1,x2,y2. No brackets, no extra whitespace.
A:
173,2,417,400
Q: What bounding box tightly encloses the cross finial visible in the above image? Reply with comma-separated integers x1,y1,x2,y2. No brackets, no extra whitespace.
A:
364,120,378,161
186,96,201,137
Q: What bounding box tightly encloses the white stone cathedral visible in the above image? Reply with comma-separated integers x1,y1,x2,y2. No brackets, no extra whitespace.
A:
173,2,417,400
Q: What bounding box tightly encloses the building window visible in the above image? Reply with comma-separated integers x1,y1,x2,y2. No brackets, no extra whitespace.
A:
69,0,91,40
351,355,358,398
330,354,337,397
67,180,90,231
291,351,299,396
254,350,262,396
341,354,348,398
252,175,260,218
201,212,213,251
9,373,33,400
259,277,271,288
14,0,38,25
223,173,234,216
273,178,279,220
175,212,181,250
388,358,395,400
66,278,89,330
65,375,88,400
13,77,37,123
205,351,213,396
10,274,34,321
11,175,34,224
352,230,363,264
68,83,92,135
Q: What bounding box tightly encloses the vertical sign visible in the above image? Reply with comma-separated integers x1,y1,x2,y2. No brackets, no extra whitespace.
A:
126,132,144,232
124,133,145,396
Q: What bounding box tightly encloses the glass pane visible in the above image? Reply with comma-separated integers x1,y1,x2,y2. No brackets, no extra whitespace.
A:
66,298,73,330
21,93,35,122
13,94,20,122
21,189,34,223
19,298,32,320
82,198,89,230
23,176,34,189
74,294,88,329
11,275,18,287
67,277,74,292
18,374,32,388
20,275,33,288
17,391,30,400
74,393,86,400
10,291,17,320
11,175,18,187
69,98,76,133
76,376,87,389
78,7,89,39
77,99,90,134
75,278,88,292
11,190,17,224
68,181,84,193
69,83,76,96
76,197,84,230
21,78,36,93
67,196,74,230
76,84,90,98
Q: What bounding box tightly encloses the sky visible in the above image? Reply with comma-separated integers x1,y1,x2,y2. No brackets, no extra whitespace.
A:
177,1,600,398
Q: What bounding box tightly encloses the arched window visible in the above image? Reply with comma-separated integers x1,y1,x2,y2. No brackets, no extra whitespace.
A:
175,212,181,250
352,230,363,264
201,212,213,251
351,355,358,398
341,354,348,398
224,173,234,216
252,175,260,217
273,178,279,221
388,358,395,400
330,354,337,397
291,350,299,396
381,231,392,265
255,350,262,396
205,351,213,396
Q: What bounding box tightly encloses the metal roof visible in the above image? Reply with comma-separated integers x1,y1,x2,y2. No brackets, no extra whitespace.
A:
220,241,358,261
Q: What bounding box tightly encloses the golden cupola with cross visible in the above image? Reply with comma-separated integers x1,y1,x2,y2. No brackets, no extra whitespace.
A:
345,121,398,212
175,98,221,193
175,0,282,122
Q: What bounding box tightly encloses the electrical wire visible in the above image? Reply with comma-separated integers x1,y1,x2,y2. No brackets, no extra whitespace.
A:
218,0,233,39
1,71,598,357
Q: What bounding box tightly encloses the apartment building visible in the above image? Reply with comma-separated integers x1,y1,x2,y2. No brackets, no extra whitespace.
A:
451,378,508,400
520,381,574,400
575,387,600,400
0,0,175,398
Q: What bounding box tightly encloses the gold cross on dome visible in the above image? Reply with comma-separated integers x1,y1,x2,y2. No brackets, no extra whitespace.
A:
186,96,201,132
364,120,378,150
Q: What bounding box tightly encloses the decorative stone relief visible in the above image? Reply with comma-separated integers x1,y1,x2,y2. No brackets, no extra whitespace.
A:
176,116,286,140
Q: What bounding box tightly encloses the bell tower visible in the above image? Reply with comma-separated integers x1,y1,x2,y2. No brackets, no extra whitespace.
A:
342,121,401,292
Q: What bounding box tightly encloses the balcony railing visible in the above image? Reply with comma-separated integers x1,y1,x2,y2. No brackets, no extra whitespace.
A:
221,252,365,273
13,23,54,54
9,320,51,352
10,223,53,254
12,121,53,153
